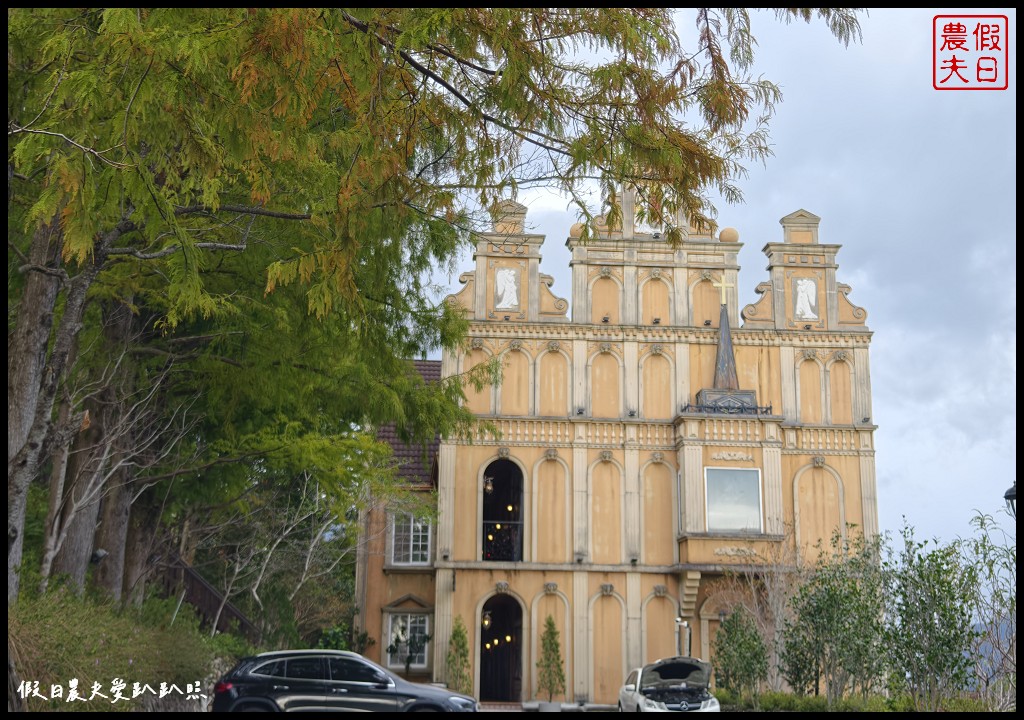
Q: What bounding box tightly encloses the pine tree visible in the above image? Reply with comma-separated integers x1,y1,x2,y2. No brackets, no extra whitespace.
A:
536,615,567,703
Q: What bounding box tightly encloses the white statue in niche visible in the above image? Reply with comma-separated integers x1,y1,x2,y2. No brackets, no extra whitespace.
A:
794,278,818,320
495,268,520,309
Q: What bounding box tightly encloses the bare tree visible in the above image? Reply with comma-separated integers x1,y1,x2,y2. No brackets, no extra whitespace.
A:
964,512,1016,712
706,524,805,692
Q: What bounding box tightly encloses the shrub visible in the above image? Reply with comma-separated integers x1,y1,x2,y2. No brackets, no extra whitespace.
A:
445,616,472,696
9,587,242,712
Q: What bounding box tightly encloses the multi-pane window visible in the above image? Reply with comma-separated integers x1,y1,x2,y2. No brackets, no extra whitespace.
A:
392,514,431,564
705,468,763,533
386,613,430,669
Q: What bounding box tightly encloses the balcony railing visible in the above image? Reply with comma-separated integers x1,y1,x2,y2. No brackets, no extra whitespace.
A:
482,521,523,562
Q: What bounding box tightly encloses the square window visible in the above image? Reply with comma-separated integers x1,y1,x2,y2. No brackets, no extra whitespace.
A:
392,514,431,565
705,468,763,533
386,614,430,670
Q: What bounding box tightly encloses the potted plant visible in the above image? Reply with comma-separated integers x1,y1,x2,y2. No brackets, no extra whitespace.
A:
446,616,472,696
536,614,567,712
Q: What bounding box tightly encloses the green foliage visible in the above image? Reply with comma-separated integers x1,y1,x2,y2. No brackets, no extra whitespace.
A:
757,690,797,712
711,686,739,709
883,522,980,712
445,616,472,696
318,614,376,655
8,587,246,712
721,689,979,713
712,605,768,707
781,528,886,706
536,615,567,703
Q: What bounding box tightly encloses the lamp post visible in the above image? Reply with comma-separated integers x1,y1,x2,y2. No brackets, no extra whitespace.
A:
1005,481,1016,519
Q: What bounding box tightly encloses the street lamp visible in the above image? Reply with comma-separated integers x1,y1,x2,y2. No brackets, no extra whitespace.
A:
1005,481,1016,519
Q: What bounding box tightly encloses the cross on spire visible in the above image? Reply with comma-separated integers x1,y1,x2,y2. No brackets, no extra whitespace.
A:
712,275,734,305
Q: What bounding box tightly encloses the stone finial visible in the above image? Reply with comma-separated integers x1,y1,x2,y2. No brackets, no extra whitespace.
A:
719,227,740,243
493,200,527,234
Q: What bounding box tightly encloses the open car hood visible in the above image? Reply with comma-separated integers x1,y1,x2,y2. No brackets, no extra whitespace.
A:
640,657,712,690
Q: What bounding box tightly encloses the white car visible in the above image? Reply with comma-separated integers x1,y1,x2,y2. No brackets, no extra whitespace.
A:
618,656,720,712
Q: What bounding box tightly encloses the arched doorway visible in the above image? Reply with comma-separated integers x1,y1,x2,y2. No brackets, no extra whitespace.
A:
482,459,523,562
480,594,523,702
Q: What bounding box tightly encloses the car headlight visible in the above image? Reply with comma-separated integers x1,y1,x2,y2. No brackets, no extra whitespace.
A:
447,696,478,712
642,697,668,711
701,697,720,711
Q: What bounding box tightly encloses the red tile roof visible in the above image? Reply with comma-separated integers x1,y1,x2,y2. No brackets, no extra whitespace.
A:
375,360,442,487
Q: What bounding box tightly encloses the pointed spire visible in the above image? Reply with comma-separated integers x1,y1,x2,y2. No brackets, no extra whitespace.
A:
692,291,766,415
713,303,739,391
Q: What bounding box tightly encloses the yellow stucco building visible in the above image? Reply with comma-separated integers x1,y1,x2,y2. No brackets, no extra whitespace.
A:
355,195,877,707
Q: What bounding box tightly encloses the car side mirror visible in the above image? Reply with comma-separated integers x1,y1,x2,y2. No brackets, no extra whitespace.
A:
624,683,635,692
373,671,390,686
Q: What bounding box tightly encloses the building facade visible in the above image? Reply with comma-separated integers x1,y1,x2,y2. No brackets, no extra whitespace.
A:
355,195,877,706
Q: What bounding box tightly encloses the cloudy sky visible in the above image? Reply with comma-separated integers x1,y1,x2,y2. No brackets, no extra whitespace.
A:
441,9,1017,547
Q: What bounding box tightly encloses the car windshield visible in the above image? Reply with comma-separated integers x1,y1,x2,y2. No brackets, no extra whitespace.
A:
639,659,710,690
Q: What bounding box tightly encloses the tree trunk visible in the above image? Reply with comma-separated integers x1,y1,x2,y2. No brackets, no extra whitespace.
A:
37,398,72,592
91,468,132,602
122,500,158,606
89,300,139,602
7,642,24,713
8,216,132,602
7,219,63,601
48,397,106,592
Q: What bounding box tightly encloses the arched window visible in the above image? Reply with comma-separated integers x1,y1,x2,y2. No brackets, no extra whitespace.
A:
482,459,523,562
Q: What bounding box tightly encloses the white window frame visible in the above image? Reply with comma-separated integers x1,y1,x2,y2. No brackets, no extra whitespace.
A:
385,613,431,670
704,467,764,533
391,513,432,565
